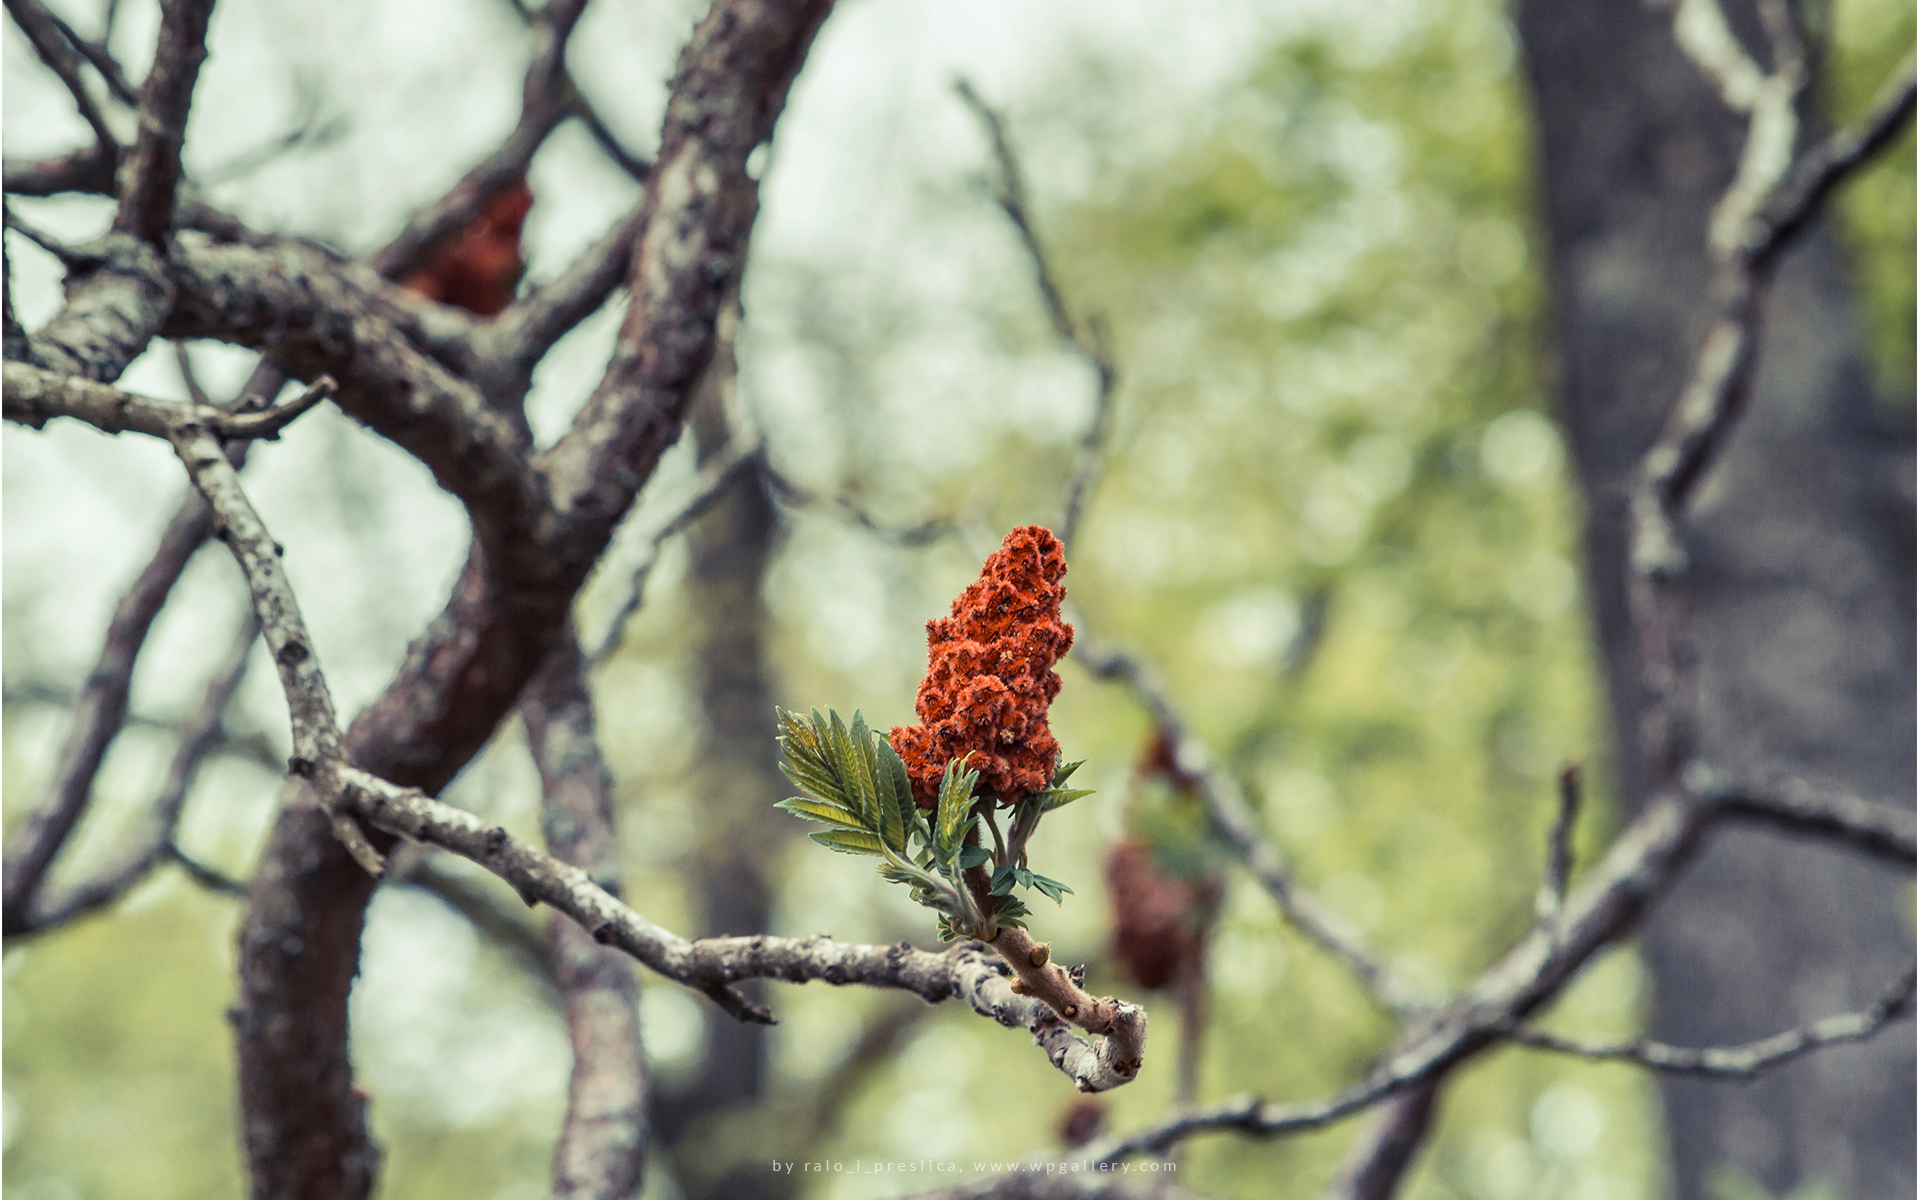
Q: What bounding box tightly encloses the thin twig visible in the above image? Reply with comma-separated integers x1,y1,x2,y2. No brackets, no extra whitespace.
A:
1535,764,1582,924
589,441,759,663
21,612,260,934
1074,633,1427,1016
5,0,119,166
1504,964,1915,1078
953,77,1118,554
4,363,335,441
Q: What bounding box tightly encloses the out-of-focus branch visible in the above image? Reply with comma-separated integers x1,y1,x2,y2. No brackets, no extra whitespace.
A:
589,439,758,663
398,854,554,984
1535,765,1582,925
1708,771,1917,865
17,612,259,936
953,78,1116,554
2,680,282,771
3,362,331,440
366,0,591,281
488,205,649,382
1505,964,1915,1077
908,1177,1216,1200
5,0,119,167
1632,23,1914,580
1321,1083,1441,1200
1075,635,1427,1017
762,460,962,546
113,0,217,246
523,633,647,1200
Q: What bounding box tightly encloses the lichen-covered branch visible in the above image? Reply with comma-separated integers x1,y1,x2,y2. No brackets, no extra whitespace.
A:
3,362,331,441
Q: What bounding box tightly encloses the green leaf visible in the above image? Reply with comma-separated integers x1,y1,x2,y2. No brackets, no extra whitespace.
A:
876,734,919,855
1030,873,1074,904
1040,787,1095,813
935,756,979,854
1052,760,1086,787
989,863,1017,896
825,710,878,832
776,708,848,809
956,845,992,869
1013,865,1035,890
809,829,887,857
854,711,907,855
775,797,869,831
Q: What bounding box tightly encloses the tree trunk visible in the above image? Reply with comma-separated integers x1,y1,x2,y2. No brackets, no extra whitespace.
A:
656,311,793,1200
1516,3,1916,1198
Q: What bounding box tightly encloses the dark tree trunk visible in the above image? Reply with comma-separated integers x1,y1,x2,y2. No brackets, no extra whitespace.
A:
1516,3,1915,1198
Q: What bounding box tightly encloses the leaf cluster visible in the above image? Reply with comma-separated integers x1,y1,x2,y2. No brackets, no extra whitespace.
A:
774,708,1093,940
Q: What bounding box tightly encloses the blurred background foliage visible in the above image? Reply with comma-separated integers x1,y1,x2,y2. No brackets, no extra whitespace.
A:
2,0,1910,1198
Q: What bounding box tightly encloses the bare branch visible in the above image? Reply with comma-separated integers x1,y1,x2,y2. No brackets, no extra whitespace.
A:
762,459,961,546
20,612,260,935
113,0,217,245
396,854,554,982
5,0,119,167
3,145,117,198
522,634,646,1199
2,456,227,932
589,439,759,663
366,0,590,281
1633,31,1915,581
1750,55,1917,268
4,680,281,769
1505,964,1915,1078
1074,634,1427,1016
489,204,649,377
1321,1083,1441,1200
3,362,333,441
165,416,384,877
953,78,1117,554
1704,770,1916,865
166,841,247,895
1083,786,1718,1162
540,0,835,545
46,9,139,105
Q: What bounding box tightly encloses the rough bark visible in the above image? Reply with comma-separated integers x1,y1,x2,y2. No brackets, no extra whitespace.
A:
1515,2,1916,1196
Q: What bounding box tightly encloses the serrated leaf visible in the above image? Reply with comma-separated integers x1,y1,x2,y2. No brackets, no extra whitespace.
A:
876,735,918,855
854,711,906,855
775,797,869,831
1040,787,1095,813
825,710,878,832
1052,760,1086,787
809,829,886,856
956,845,992,869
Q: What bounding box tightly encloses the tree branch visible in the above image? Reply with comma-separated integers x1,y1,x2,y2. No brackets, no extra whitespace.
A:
1074,635,1427,1017
5,0,119,168
953,78,1117,554
1504,964,1915,1078
17,611,259,936
365,0,590,282
113,0,217,246
3,362,332,440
